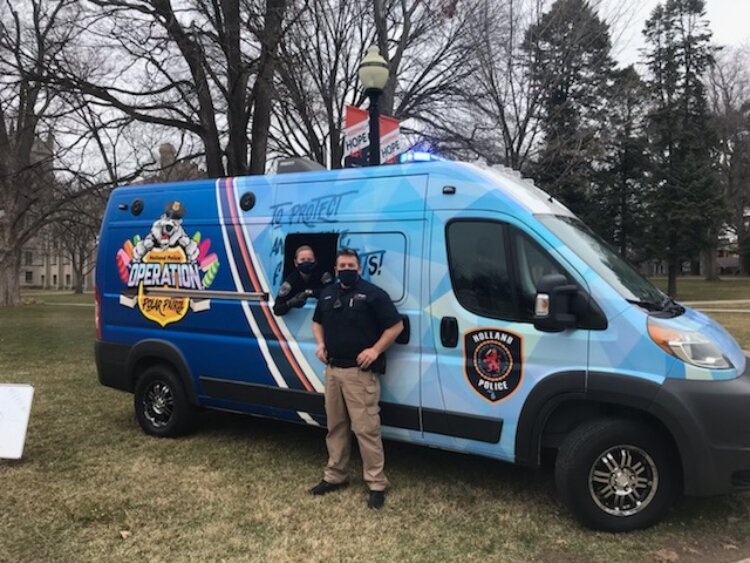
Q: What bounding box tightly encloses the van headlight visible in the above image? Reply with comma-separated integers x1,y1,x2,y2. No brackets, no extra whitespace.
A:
647,318,732,369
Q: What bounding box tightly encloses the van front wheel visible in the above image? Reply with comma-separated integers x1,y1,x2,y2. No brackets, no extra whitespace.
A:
134,366,194,437
555,418,677,532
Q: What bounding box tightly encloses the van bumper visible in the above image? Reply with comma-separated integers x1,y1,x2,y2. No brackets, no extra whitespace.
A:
95,340,133,392
652,358,750,496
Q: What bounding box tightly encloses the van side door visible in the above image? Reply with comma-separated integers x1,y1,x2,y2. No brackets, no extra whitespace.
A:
424,212,590,461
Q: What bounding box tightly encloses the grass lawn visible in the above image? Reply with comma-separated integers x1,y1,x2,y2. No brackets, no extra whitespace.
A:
2,292,750,562
651,276,750,301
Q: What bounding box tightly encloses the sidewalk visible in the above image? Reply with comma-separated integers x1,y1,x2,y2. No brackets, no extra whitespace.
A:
683,299,750,306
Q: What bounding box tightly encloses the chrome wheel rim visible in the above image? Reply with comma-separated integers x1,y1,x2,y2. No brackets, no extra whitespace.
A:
143,381,174,429
588,445,658,517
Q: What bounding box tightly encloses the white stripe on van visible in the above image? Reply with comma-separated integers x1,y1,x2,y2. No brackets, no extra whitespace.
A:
216,179,289,391
297,412,320,426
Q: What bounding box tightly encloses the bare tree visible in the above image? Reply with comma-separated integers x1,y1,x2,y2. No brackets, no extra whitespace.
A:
707,45,750,274
0,0,82,306
0,0,179,306
422,0,547,167
50,190,106,293
41,0,289,177
270,0,475,168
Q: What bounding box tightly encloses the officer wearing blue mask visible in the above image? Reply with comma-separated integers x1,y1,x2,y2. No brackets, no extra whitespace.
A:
272,245,332,316
309,248,403,510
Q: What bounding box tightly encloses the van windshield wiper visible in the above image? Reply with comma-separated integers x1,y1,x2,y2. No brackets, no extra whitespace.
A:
626,299,662,312
660,295,685,316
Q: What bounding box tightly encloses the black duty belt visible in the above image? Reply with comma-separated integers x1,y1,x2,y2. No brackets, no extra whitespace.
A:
328,358,359,369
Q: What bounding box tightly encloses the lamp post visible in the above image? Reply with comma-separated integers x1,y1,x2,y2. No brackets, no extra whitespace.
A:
358,45,389,166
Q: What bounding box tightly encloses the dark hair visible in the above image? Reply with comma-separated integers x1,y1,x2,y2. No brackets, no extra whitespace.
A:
336,248,360,266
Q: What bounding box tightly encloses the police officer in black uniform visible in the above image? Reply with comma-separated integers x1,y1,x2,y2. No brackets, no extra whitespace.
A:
273,245,332,316
309,248,403,510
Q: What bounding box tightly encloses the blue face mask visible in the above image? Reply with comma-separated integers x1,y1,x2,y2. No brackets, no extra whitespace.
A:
297,261,316,274
337,269,359,286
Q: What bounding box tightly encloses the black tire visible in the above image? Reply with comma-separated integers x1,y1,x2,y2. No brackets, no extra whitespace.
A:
555,418,678,532
134,365,195,437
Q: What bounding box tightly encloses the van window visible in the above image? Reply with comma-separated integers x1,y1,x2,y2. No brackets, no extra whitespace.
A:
279,233,338,283
447,221,514,319
512,231,566,319
447,220,567,322
538,214,664,306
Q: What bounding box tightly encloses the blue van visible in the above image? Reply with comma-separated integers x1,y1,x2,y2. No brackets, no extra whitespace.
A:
95,160,749,531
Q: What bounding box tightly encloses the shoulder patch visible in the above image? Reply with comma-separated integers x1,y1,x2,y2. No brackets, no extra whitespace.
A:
279,281,292,297
320,271,333,285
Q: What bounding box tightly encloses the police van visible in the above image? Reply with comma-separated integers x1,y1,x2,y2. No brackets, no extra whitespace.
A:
95,160,749,531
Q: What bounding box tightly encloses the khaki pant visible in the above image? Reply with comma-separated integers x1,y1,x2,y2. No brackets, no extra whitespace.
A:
322,365,388,491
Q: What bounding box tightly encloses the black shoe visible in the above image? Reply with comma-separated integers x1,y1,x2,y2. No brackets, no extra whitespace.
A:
309,480,347,496
367,490,386,510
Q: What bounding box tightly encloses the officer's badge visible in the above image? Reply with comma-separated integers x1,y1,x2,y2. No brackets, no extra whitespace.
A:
463,328,523,403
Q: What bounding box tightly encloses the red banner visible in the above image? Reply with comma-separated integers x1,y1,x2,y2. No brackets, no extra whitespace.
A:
343,105,402,164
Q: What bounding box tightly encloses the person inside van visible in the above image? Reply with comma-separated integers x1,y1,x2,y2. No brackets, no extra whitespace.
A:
272,245,333,316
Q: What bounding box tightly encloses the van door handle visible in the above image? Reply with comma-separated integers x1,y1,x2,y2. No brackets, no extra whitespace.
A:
440,317,458,348
395,315,410,345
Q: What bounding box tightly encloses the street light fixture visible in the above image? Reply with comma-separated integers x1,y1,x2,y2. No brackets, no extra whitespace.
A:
358,45,389,166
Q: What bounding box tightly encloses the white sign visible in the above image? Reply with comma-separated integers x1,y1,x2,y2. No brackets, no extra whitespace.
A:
380,128,402,163
0,384,34,459
343,121,371,157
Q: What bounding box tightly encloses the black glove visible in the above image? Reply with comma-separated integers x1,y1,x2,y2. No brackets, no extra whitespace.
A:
287,290,310,308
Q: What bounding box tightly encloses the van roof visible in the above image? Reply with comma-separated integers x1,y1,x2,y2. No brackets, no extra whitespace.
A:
118,160,573,217
274,160,572,216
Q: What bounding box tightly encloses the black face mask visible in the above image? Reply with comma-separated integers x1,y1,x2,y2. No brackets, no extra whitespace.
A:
297,261,316,274
337,269,359,286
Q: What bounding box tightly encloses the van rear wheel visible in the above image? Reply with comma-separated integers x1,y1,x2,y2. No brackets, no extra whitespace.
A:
134,365,194,437
555,418,677,532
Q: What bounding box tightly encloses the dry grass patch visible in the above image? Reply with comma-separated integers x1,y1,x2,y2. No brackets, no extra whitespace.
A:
700,312,750,350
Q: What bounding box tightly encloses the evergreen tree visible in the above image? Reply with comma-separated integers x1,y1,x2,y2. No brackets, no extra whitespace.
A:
643,0,722,296
523,0,616,223
589,66,651,259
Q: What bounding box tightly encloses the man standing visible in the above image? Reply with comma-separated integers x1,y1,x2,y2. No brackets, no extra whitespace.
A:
273,245,332,316
309,248,403,509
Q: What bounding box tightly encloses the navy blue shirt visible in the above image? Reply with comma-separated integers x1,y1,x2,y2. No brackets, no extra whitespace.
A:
313,277,401,372
273,269,332,316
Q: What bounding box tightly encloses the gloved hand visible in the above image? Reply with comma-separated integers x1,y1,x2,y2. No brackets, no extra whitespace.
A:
287,290,311,308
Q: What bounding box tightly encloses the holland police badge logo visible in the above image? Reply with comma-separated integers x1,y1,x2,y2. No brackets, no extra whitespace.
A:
464,328,523,403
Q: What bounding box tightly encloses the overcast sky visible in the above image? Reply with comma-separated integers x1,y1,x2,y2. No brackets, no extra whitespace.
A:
601,0,750,66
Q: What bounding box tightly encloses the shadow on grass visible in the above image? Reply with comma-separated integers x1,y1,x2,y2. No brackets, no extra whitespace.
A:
188,408,556,496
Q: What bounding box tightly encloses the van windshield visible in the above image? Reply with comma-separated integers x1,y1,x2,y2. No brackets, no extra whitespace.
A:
538,214,669,308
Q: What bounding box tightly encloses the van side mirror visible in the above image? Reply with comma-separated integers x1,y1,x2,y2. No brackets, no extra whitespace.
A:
533,274,578,333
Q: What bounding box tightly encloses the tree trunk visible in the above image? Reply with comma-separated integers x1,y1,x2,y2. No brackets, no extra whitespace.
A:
702,248,720,281
0,248,22,307
249,0,287,175
667,259,678,298
223,0,249,176
73,248,84,294
740,234,750,275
